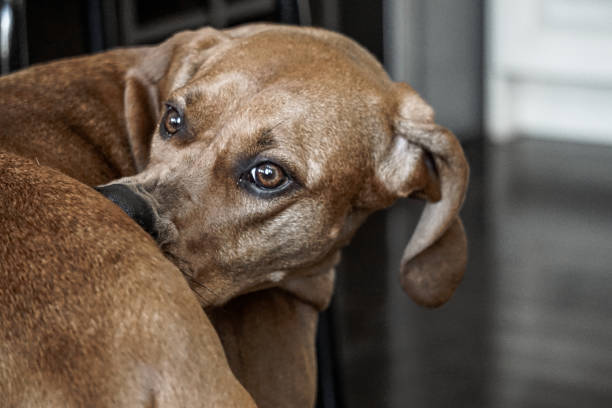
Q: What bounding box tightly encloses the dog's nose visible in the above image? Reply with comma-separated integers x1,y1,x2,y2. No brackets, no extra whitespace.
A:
95,184,158,240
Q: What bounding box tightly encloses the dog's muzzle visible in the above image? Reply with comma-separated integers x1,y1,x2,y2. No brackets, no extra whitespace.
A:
95,184,158,240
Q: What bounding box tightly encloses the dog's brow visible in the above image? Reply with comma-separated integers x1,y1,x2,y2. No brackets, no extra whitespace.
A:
257,129,276,149
184,91,200,106
256,121,285,149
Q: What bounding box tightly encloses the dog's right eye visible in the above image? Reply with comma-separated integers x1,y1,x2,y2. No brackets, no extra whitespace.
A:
239,160,294,197
250,163,288,190
161,105,184,139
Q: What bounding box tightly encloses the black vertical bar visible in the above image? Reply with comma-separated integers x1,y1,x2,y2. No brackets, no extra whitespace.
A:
316,306,344,408
275,0,300,24
87,0,104,52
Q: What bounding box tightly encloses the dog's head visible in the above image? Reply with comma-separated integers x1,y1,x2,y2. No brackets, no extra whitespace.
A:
98,25,469,308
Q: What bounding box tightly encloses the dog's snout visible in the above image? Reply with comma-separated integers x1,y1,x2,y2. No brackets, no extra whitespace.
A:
95,184,158,240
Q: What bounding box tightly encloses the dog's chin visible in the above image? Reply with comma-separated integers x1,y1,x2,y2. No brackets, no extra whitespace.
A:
158,244,228,307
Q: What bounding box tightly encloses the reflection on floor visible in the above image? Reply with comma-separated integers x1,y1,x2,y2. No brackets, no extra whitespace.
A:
332,139,612,408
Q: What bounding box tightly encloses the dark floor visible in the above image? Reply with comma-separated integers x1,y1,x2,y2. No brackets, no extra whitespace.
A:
332,139,612,408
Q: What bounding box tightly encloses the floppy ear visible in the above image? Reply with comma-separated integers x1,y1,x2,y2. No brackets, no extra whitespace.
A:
123,28,226,171
377,84,469,308
124,71,159,172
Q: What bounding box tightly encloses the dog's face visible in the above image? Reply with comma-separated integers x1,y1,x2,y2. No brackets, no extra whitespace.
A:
100,25,469,307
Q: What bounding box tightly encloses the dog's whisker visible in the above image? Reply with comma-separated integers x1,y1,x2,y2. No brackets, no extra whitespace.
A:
186,279,213,304
183,273,220,298
161,250,219,303
185,278,217,305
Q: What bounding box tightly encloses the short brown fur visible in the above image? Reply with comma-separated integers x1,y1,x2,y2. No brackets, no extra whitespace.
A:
0,152,255,407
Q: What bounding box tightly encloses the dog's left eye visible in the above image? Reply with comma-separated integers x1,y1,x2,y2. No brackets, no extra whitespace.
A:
161,105,184,139
249,162,288,190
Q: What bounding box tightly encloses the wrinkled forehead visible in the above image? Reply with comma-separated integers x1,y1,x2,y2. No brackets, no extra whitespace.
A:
191,29,392,95
168,28,395,117
178,73,373,161
197,33,390,123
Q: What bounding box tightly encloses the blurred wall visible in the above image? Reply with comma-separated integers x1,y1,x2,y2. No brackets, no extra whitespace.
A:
486,0,612,145
383,0,485,141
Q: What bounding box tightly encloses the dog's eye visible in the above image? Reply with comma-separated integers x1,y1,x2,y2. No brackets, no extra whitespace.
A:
161,105,184,138
238,160,295,197
249,162,288,190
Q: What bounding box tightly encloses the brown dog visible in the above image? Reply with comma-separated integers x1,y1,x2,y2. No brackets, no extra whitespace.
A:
97,23,469,406
0,30,321,407
0,24,468,407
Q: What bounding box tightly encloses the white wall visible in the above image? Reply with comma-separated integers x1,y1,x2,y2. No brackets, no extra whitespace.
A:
486,0,612,144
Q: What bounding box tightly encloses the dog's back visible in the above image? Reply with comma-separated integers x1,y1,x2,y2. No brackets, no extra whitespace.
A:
0,151,255,407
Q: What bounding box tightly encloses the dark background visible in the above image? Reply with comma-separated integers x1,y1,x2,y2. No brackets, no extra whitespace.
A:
23,0,383,65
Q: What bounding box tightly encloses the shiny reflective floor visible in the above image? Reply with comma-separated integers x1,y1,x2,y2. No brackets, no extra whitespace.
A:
331,139,612,407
